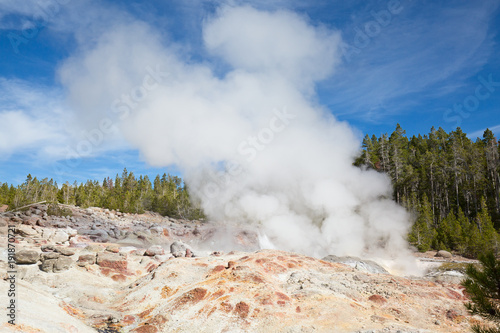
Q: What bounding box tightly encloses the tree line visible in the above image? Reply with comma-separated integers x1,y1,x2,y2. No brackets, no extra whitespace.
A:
0,169,204,220
355,125,500,257
2,125,499,258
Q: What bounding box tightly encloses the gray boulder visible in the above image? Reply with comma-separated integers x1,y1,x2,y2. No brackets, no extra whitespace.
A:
322,255,389,274
50,230,69,243
85,244,104,253
135,230,152,241
54,256,73,272
108,228,121,239
41,253,73,273
41,252,60,260
150,226,165,235
170,241,193,258
15,250,39,264
15,225,38,237
81,229,109,243
41,259,57,272
435,250,452,259
41,245,56,252
105,245,120,253
77,254,96,266
144,245,165,256
56,247,76,256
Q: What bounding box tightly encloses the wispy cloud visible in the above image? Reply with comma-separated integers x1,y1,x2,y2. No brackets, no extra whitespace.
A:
468,124,500,140
1,0,498,176
0,0,42,27
0,77,128,162
0,78,68,158
322,1,499,121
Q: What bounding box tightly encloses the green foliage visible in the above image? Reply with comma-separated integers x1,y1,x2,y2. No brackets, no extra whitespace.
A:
435,211,463,252
358,126,500,258
0,175,59,210
0,170,205,220
462,252,500,333
408,194,436,252
47,203,73,217
477,198,500,253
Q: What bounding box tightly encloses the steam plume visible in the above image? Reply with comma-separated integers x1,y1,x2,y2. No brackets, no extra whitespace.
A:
59,6,415,272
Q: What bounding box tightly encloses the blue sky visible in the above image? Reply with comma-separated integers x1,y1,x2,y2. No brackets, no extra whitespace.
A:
0,0,499,186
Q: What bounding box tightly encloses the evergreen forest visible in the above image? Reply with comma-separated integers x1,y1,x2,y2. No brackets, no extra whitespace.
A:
355,125,500,257
1,125,499,258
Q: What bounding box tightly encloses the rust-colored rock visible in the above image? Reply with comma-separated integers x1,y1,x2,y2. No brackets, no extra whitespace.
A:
132,324,158,333
138,308,154,319
368,294,387,305
151,314,168,326
211,265,225,273
174,288,208,307
220,301,233,313
146,262,158,272
234,301,250,319
275,292,291,302
111,274,127,282
96,252,128,273
161,286,175,298
123,315,136,325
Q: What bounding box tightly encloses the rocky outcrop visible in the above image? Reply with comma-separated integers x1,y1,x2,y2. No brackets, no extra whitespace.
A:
0,204,482,332
40,252,73,273
96,252,128,274
51,230,70,243
15,225,38,237
15,249,39,264
77,253,97,266
79,229,109,242
104,250,473,333
144,245,165,256
41,244,56,252
106,245,120,253
85,244,104,253
55,247,76,256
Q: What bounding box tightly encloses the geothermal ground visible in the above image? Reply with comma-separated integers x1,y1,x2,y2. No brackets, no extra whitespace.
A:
0,204,488,332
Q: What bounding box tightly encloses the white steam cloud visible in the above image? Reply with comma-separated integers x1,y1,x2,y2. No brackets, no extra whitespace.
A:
59,6,414,271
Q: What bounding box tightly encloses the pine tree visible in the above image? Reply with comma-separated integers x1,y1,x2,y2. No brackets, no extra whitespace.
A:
389,124,408,203
477,198,499,254
483,129,500,218
468,222,483,258
448,211,464,251
409,195,435,252
436,211,462,251
462,252,500,333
